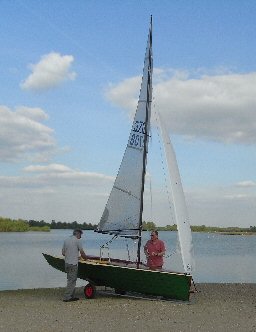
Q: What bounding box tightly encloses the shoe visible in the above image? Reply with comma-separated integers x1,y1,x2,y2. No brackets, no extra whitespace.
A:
63,297,79,302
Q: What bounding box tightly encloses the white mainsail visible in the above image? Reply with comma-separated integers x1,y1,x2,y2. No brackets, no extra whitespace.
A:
97,19,153,237
158,113,193,274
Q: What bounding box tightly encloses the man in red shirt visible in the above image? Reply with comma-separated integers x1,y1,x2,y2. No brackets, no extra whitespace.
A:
144,230,166,270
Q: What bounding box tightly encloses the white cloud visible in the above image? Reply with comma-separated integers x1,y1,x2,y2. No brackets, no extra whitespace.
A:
223,194,249,200
0,163,114,189
106,69,256,144
22,163,114,186
20,52,76,91
0,164,114,223
0,160,254,226
16,106,48,121
0,105,57,162
235,180,256,187
24,163,73,173
183,185,256,227
105,76,141,118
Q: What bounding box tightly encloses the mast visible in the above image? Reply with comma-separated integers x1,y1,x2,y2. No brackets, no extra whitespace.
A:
136,16,153,266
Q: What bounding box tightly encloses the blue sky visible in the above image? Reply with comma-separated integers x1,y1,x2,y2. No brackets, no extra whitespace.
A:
0,0,255,227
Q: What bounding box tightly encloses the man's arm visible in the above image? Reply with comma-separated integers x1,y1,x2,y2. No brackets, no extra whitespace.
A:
144,243,149,257
80,249,87,260
157,241,166,256
77,239,87,260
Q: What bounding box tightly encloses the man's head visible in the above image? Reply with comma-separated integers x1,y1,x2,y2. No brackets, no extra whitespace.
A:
73,229,83,238
150,230,158,241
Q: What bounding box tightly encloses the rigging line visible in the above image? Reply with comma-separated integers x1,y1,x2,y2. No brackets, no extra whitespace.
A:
164,249,177,259
190,278,199,293
149,176,153,220
100,234,118,249
125,238,131,261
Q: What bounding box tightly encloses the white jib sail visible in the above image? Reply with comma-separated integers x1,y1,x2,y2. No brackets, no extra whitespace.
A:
158,113,193,274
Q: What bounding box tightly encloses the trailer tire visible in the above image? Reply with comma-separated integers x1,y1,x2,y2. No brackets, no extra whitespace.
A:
84,283,96,299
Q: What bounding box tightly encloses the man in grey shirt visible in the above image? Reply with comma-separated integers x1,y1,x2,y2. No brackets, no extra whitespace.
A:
62,229,87,302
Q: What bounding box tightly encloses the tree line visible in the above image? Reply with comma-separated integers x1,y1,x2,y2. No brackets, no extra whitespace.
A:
28,219,96,230
0,217,95,232
0,217,50,232
1,216,255,233
143,221,256,233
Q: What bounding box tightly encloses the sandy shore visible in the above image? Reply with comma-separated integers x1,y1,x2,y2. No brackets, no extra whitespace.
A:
0,283,255,332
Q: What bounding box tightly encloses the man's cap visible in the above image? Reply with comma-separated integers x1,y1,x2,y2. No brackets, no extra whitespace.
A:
73,229,83,235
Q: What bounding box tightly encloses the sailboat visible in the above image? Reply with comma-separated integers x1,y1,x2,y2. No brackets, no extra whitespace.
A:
43,17,194,301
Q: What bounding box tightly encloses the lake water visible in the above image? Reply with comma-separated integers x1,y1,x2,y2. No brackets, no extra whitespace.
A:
0,230,255,291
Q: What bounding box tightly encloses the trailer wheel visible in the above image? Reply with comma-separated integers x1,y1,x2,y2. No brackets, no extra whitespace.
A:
84,283,96,299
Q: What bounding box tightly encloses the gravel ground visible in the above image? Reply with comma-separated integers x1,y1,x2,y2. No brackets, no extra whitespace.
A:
0,283,255,332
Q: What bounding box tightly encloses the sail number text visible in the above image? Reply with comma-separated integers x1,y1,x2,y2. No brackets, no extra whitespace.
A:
129,121,146,149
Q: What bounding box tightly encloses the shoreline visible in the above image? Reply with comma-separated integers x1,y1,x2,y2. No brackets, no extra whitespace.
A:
1,230,256,234
0,283,255,331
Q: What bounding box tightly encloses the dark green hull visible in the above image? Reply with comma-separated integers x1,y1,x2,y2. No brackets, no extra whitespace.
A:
43,253,192,301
